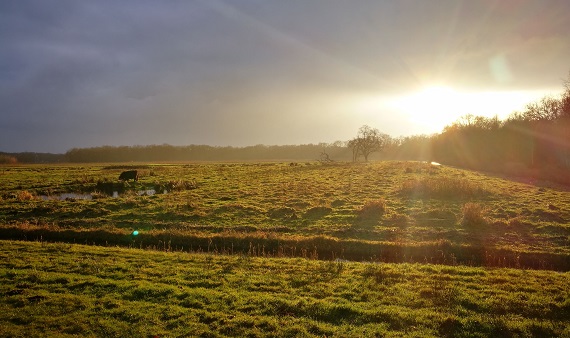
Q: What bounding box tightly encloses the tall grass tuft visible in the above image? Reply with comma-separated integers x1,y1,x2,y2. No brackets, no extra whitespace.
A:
461,202,488,227
160,179,198,192
16,190,35,201
400,177,487,199
356,199,387,222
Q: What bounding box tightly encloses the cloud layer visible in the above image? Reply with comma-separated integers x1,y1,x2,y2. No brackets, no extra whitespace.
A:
1,0,569,152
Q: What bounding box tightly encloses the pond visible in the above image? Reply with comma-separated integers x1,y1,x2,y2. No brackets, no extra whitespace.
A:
40,193,93,201
137,189,168,196
41,189,168,200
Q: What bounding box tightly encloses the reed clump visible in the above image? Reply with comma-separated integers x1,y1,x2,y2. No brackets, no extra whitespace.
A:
16,190,35,201
353,199,387,227
164,179,198,191
400,177,487,199
461,202,489,227
357,199,386,218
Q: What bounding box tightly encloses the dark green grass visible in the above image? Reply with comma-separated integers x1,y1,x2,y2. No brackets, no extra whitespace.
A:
1,240,569,337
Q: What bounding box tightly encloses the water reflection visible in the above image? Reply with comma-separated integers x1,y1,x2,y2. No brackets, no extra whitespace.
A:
40,189,167,200
40,193,93,201
138,189,156,196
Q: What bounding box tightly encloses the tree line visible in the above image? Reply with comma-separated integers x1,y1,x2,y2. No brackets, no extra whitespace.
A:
5,72,569,185
64,144,355,163
430,75,570,182
342,73,570,184
0,152,65,164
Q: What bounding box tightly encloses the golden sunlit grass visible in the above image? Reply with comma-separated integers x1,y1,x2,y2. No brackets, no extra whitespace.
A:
0,161,569,269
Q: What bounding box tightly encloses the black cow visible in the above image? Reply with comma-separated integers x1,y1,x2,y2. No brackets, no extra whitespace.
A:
119,170,138,182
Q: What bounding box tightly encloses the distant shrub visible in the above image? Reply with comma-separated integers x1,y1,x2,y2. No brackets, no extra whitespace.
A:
400,177,487,199
0,155,17,164
461,203,488,227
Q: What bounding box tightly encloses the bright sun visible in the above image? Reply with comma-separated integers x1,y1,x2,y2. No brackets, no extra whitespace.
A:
392,85,469,130
347,85,557,135
388,85,553,133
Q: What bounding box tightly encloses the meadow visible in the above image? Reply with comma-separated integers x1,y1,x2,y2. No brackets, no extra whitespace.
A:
1,241,569,337
1,161,569,336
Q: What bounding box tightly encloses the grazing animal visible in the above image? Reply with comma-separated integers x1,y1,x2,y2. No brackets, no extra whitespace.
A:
119,170,138,182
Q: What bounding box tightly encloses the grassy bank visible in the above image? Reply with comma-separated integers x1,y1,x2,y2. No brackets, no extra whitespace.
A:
1,226,568,271
1,240,569,337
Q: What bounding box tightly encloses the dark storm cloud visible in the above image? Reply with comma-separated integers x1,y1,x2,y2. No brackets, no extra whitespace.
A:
1,0,569,152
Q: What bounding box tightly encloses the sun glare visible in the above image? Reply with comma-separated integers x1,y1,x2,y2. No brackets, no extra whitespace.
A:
345,85,557,136
391,85,469,130
387,85,554,133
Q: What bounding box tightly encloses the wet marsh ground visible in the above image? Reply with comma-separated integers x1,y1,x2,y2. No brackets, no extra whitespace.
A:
1,161,569,257
1,161,570,336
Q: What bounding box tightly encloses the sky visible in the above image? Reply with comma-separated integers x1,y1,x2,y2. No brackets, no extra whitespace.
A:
1,0,570,153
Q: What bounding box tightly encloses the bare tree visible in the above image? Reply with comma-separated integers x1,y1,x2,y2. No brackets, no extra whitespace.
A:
561,71,570,119
319,150,333,163
348,125,391,162
524,96,562,121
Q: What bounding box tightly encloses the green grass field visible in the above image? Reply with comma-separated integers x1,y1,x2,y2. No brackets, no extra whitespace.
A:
1,241,569,337
1,161,569,336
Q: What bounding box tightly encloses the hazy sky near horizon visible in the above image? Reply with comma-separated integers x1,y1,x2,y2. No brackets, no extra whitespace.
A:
2,0,570,153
